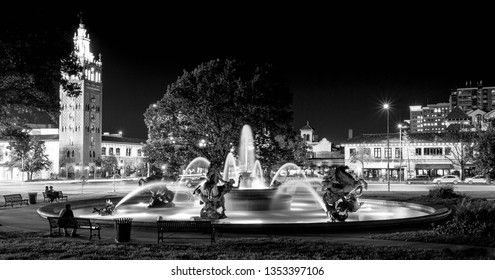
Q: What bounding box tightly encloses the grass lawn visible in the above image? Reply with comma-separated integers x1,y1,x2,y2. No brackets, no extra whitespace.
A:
0,231,491,260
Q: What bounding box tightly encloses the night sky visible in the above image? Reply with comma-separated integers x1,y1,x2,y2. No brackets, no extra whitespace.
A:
12,4,495,144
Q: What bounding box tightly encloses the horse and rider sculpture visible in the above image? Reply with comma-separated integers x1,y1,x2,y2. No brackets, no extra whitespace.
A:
322,165,368,222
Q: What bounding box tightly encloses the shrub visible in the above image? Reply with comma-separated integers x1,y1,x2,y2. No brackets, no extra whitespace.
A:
427,185,464,199
435,198,495,238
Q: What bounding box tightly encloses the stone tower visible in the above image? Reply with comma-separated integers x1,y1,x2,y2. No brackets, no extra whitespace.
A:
59,21,103,179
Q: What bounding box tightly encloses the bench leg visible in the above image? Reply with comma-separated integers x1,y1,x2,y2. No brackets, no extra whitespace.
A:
89,229,92,240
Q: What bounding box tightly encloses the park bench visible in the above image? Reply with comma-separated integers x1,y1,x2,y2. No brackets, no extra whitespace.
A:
156,220,216,244
47,217,101,240
2,194,29,207
43,191,69,203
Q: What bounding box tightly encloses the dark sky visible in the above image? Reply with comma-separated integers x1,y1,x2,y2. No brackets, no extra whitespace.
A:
17,4,495,143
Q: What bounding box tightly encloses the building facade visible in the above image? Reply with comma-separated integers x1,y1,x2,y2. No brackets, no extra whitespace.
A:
101,133,147,178
299,122,344,168
409,103,450,133
342,133,475,181
449,81,495,113
59,22,103,179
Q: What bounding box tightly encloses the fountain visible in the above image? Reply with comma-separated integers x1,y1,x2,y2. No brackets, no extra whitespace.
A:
37,125,451,232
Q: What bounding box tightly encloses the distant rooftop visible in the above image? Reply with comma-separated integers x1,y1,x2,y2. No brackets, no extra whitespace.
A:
446,107,470,120
300,121,313,130
342,131,477,145
102,135,145,144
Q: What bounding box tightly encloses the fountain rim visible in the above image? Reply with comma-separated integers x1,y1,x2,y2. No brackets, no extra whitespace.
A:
36,196,451,233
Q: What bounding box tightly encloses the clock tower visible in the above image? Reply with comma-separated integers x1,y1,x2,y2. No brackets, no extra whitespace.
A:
59,21,103,179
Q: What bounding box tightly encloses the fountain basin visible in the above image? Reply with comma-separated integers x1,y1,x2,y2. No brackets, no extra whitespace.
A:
225,189,291,211
37,197,451,233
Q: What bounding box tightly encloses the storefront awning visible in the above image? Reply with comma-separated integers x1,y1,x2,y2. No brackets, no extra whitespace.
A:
415,164,453,169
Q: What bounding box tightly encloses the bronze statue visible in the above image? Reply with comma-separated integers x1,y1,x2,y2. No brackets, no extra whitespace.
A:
322,166,368,222
194,165,241,219
93,199,115,216
148,186,175,208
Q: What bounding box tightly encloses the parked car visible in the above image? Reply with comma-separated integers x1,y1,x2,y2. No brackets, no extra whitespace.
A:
432,175,461,185
464,175,490,185
405,175,431,184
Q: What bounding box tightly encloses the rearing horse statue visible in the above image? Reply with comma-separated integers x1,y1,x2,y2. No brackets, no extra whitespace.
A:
322,166,368,222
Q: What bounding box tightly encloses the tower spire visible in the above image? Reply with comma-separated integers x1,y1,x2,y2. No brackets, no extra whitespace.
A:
78,11,84,25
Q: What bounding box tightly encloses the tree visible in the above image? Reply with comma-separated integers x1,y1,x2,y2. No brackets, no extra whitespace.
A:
101,155,118,178
142,139,183,179
0,9,81,132
7,136,52,181
144,59,307,178
349,147,372,178
257,133,310,180
443,132,477,180
473,127,495,181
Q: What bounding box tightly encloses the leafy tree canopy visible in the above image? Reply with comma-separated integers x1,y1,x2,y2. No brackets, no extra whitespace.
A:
144,59,307,177
0,9,81,135
473,127,495,178
7,132,52,181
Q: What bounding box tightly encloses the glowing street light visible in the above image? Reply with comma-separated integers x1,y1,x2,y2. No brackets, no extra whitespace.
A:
383,103,390,191
199,139,206,148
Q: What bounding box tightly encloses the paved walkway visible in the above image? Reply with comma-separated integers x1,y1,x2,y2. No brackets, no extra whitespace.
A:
1,182,495,259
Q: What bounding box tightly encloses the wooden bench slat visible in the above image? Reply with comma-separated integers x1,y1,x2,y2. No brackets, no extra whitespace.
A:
156,220,215,244
2,194,29,207
47,217,101,240
43,192,69,203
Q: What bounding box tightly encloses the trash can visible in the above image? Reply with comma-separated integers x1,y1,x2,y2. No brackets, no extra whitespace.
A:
28,192,37,204
114,218,133,243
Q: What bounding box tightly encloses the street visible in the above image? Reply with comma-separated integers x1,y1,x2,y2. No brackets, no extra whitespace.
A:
0,178,493,197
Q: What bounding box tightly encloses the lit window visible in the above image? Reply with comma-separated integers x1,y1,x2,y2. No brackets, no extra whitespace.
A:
374,148,381,158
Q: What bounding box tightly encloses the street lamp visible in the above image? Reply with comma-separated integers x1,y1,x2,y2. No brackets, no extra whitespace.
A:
398,124,403,183
384,103,390,191
199,139,206,148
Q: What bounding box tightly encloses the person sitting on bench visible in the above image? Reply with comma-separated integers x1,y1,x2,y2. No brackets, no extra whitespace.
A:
47,186,60,202
58,204,78,237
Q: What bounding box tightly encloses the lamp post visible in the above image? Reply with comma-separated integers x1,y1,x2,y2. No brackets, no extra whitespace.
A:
384,103,390,191
112,167,116,192
398,124,402,183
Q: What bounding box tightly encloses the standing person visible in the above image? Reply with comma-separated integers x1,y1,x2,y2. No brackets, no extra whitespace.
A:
58,204,79,237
